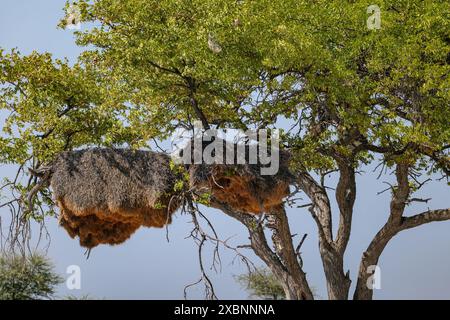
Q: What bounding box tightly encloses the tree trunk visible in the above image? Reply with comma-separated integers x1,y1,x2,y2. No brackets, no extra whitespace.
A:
212,199,314,300
319,242,351,300
353,164,409,300
353,223,397,300
296,170,352,299
266,206,314,300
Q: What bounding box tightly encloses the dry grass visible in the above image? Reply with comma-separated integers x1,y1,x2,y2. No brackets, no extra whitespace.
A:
50,144,293,247
51,148,180,248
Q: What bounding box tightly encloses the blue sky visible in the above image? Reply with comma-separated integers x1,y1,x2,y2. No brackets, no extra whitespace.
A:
1,1,449,299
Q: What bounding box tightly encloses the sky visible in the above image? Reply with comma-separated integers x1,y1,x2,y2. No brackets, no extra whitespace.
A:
0,0,449,300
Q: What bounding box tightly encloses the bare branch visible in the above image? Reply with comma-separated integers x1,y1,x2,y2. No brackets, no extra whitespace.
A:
401,208,450,229
406,197,431,204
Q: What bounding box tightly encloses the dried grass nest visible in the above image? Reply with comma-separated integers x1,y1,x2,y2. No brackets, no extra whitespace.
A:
50,145,293,248
190,163,291,214
186,140,292,214
50,148,181,248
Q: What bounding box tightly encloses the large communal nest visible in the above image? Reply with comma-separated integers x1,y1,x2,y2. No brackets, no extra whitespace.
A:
50,148,181,248
50,139,293,248
180,138,293,214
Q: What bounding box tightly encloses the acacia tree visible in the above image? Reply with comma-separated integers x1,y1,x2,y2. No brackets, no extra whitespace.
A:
236,268,286,300
0,254,62,300
0,0,449,300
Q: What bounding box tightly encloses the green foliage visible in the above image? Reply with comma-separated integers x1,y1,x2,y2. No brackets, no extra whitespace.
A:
1,0,448,163
0,1,448,220
195,191,211,206
236,268,285,300
0,253,63,300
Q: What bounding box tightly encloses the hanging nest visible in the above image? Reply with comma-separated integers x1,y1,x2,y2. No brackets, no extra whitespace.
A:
190,164,291,214
182,139,293,214
49,139,294,248
50,148,181,248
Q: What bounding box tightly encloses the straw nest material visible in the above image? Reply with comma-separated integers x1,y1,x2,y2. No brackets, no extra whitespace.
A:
50,148,181,248
182,139,293,214
190,164,291,214
50,140,293,248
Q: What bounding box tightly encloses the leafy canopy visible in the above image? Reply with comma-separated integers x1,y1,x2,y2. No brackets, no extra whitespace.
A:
0,253,63,300
236,268,286,300
0,0,448,199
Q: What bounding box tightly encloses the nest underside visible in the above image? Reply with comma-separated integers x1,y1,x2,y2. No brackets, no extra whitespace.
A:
190,164,291,214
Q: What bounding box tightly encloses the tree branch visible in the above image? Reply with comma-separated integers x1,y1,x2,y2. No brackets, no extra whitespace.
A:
295,171,333,243
334,159,356,255
401,208,450,229
295,170,351,299
186,77,210,130
354,164,409,299
210,198,313,300
266,206,314,300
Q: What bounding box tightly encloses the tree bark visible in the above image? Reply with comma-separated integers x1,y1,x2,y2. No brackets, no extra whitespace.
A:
334,160,356,255
212,199,314,300
296,170,352,300
352,165,450,300
266,206,314,300
353,164,409,299
353,207,450,300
